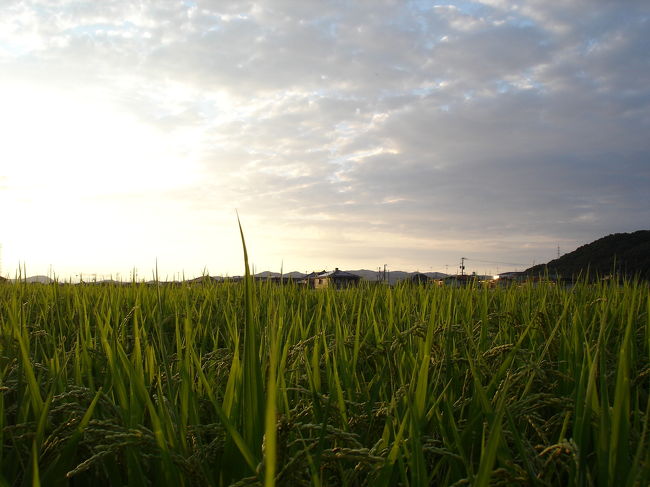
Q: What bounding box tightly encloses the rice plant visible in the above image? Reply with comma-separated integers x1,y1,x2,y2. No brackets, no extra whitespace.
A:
0,272,648,485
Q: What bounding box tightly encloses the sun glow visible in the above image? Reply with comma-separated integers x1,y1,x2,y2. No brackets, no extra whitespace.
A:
0,82,205,277
0,83,195,197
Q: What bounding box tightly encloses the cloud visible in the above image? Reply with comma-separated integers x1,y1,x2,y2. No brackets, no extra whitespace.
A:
1,0,649,275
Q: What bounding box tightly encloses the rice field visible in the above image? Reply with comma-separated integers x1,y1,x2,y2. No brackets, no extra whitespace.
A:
0,271,649,486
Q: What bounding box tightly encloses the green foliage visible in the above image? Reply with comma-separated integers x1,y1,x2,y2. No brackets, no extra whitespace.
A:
0,277,648,485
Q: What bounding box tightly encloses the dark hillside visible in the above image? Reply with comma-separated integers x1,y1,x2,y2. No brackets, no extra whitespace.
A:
526,230,650,279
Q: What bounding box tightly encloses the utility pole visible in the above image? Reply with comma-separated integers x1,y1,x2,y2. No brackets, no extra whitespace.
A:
460,257,466,276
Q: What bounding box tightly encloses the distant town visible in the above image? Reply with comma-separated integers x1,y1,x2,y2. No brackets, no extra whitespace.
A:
0,269,561,288
2,230,649,286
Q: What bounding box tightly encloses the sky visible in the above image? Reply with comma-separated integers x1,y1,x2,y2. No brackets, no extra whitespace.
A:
1,0,649,280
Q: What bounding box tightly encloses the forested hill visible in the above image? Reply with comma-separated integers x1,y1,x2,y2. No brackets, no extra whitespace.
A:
526,230,650,279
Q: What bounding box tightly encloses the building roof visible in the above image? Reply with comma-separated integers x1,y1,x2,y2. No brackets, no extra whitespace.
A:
304,268,361,279
317,268,360,279
410,272,430,282
304,270,327,279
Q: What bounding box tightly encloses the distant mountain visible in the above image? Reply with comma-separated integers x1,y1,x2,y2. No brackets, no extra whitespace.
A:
254,271,306,279
526,230,650,279
10,275,55,284
284,271,307,278
254,271,277,278
346,269,400,285
186,276,224,284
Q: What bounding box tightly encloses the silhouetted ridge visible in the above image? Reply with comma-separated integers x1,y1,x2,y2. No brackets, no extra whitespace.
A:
526,230,650,279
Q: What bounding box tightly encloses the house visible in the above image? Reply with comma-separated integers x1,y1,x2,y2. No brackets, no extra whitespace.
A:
409,272,430,284
302,268,361,289
496,271,526,281
300,270,326,288
439,274,479,287
493,272,527,286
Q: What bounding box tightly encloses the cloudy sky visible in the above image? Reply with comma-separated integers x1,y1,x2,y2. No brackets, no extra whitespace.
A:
1,0,648,279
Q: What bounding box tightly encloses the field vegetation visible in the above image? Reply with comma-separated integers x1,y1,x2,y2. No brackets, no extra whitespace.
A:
0,269,649,485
